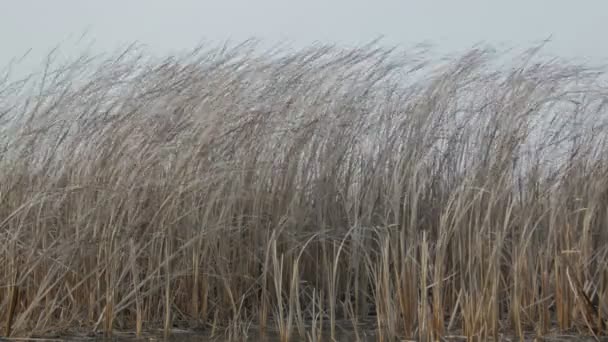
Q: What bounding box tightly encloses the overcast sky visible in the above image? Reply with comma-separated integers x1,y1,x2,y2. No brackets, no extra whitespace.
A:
2,0,607,78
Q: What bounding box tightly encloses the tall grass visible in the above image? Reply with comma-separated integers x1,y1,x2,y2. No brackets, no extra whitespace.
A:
1,40,608,340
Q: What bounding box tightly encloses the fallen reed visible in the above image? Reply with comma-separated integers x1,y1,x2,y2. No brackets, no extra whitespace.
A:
0,40,608,341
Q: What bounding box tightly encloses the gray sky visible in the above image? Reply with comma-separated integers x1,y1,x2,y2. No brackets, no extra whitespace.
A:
2,0,607,78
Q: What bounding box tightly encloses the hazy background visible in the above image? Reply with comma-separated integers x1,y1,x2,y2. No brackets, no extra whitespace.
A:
1,0,607,79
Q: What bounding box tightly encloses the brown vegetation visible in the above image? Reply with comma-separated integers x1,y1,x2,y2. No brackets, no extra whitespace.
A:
1,40,608,341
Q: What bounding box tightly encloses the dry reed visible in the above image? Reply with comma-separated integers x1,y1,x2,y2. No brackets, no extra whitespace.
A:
0,40,607,341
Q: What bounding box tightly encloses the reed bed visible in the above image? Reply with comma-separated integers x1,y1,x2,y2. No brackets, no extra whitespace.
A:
1,40,608,341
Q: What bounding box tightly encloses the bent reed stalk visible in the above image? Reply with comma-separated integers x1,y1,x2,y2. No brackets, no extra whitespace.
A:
1,40,608,340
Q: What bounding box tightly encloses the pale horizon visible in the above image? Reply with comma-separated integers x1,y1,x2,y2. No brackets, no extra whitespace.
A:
2,0,607,80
